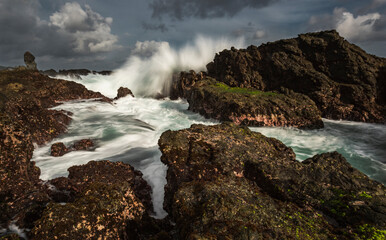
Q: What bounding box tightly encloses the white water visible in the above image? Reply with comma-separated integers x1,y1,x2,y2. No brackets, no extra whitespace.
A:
33,36,386,221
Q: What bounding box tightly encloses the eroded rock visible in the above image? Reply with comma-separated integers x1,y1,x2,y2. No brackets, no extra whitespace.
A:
159,123,386,239
115,87,134,100
206,30,386,123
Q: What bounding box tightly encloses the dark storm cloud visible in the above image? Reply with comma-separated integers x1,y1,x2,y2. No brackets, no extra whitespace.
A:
0,0,120,68
142,22,169,32
149,0,278,20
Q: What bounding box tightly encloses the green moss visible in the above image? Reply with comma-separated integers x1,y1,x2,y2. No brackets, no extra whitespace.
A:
355,224,386,240
213,82,277,96
359,192,372,199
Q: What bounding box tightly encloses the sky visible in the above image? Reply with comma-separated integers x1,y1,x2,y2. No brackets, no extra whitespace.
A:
0,0,385,70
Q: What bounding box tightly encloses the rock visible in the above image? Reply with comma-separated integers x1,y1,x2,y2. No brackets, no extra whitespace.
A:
115,87,134,100
71,139,94,151
50,142,69,157
158,123,386,239
50,139,95,157
206,30,386,123
0,68,111,230
30,182,145,240
24,51,37,70
172,72,323,129
30,161,153,240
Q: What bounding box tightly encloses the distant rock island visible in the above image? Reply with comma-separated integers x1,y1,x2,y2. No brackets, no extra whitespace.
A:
0,30,385,239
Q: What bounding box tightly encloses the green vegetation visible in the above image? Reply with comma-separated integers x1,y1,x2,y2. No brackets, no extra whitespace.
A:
213,82,277,96
355,224,386,240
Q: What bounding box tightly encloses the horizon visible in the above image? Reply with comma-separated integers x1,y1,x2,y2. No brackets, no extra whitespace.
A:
1,0,385,70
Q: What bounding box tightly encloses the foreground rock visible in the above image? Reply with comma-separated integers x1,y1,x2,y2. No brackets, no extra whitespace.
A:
0,68,110,229
206,30,386,123
30,161,153,240
159,123,386,239
172,71,323,129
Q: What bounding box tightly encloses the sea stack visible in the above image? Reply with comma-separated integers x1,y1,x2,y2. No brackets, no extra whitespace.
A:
24,51,37,70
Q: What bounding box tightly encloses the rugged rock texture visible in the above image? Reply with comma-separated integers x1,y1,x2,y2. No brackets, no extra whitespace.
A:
24,51,37,70
159,123,386,239
172,71,323,129
50,139,95,157
50,142,69,157
115,87,134,100
206,30,386,123
0,68,110,229
30,161,153,240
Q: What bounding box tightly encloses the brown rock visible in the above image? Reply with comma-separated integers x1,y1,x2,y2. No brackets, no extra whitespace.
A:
206,30,386,123
158,123,386,239
115,87,134,100
50,142,69,157
71,139,94,151
24,51,37,70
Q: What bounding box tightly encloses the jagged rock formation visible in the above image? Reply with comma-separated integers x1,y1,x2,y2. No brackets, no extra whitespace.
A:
159,122,386,239
50,139,95,157
171,71,324,129
0,68,110,230
171,30,385,125
115,87,134,100
206,30,386,123
24,51,37,70
30,161,153,240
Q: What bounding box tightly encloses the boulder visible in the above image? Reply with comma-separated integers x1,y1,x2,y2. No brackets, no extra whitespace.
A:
158,123,386,239
115,87,134,100
24,51,37,70
206,30,386,123
71,139,94,151
50,142,69,157
31,160,153,240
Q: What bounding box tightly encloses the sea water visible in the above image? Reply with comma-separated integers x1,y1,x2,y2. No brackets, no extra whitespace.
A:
33,36,386,219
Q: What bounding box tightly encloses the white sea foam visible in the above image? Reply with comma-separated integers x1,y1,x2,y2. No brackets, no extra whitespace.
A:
56,35,244,98
33,97,217,218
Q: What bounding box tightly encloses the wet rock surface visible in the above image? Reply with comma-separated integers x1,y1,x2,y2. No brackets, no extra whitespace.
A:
0,68,110,230
206,30,386,123
31,161,154,240
174,73,324,128
115,87,134,99
159,123,386,239
50,139,95,157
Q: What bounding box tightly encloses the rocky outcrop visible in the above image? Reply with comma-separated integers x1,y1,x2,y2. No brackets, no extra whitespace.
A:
30,161,153,240
206,30,386,123
0,68,111,230
50,142,69,157
159,123,386,239
172,71,323,129
50,139,95,157
115,87,134,100
24,51,37,70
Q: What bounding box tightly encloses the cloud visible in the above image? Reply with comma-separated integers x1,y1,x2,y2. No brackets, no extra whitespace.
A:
131,41,170,58
50,2,119,53
0,0,120,69
142,22,169,32
149,0,278,20
309,8,385,42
